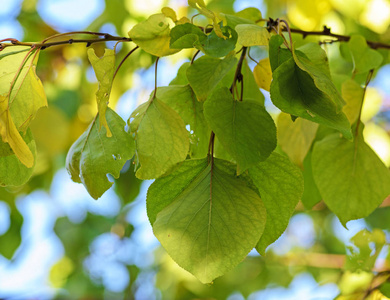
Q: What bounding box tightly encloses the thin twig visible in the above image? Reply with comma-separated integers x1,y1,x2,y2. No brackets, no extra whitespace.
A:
247,48,259,64
191,50,200,64
113,46,139,81
230,47,247,98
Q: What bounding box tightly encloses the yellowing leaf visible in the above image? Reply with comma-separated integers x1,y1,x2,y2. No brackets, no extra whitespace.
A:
161,7,177,22
0,46,47,131
253,58,272,91
235,24,270,47
342,79,364,124
128,13,180,57
0,95,33,168
87,48,115,137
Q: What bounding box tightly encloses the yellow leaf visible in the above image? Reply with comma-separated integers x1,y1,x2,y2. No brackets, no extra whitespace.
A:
0,95,34,168
253,58,272,91
161,7,177,22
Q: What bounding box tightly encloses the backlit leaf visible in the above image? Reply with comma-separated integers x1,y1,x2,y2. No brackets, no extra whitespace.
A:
342,79,364,124
129,13,180,57
195,26,238,58
87,48,115,137
235,24,270,47
148,157,266,283
187,54,237,101
222,7,262,29
129,96,189,179
66,108,135,199
249,153,304,254
204,87,276,174
253,58,272,91
312,131,390,225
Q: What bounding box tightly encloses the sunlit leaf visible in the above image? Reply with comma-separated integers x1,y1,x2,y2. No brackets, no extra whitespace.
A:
147,157,266,283
235,24,269,47
129,13,180,57
222,7,262,29
312,130,390,225
253,58,272,91
129,96,189,179
342,79,364,124
204,87,276,174
87,48,116,137
66,108,135,199
249,153,303,254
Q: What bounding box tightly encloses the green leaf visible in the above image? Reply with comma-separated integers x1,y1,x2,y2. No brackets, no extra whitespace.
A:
0,128,36,186
129,96,189,179
269,35,292,72
345,229,386,272
235,24,270,47
301,151,322,209
66,108,135,199
204,87,276,174
170,23,207,49
222,7,262,29
249,153,304,254
277,112,318,168
312,132,390,225
0,46,47,131
156,85,210,158
342,79,364,124
270,57,352,139
147,157,266,283
379,282,390,297
128,13,180,57
87,48,115,137
293,43,345,111
187,54,237,101
347,35,383,74
195,26,238,58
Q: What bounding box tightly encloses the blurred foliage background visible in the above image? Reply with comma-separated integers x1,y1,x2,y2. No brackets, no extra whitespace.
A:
1,0,390,299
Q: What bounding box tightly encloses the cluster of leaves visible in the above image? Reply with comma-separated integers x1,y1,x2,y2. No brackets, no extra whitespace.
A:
1,0,390,286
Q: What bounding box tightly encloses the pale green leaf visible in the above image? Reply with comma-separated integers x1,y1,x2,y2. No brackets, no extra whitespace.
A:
129,96,189,179
66,108,135,199
277,112,318,168
128,13,180,57
312,132,390,225
148,157,266,283
222,7,262,29
249,153,304,254
0,128,36,186
270,57,352,139
235,24,270,47
156,85,210,158
301,151,322,209
169,62,190,85
187,54,237,101
0,46,47,131
204,87,276,174
87,48,115,137
161,7,177,22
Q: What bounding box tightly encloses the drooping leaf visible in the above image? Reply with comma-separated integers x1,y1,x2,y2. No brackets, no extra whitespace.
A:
155,85,210,158
277,112,318,168
293,43,345,111
128,13,180,57
129,96,189,179
0,128,36,186
204,87,276,174
346,35,383,74
161,7,177,22
249,153,303,254
170,62,190,85
0,95,34,168
187,54,237,101
345,229,386,272
253,58,272,91
342,79,364,124
195,26,238,58
66,108,135,199
0,46,47,131
312,131,390,225
270,57,352,139
170,23,207,49
87,48,116,137
235,24,270,47
147,157,266,283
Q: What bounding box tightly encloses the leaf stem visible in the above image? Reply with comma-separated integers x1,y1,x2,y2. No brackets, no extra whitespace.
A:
355,69,374,137
230,47,247,100
191,50,200,64
113,46,139,81
152,57,160,99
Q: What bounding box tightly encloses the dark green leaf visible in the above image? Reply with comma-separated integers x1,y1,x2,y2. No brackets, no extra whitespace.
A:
170,23,207,49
